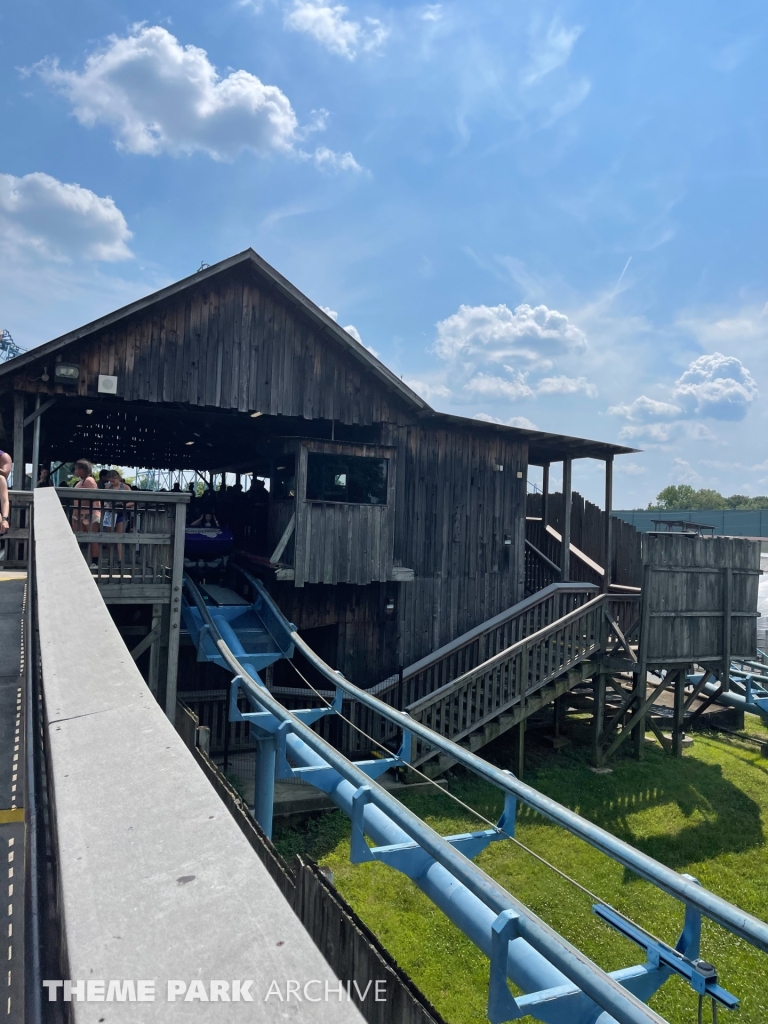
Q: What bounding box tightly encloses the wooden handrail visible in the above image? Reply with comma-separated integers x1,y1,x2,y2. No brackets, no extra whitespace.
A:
406,592,609,714
372,581,598,695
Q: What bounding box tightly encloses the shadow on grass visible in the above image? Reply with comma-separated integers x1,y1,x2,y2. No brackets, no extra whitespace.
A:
272,733,764,881
478,733,765,873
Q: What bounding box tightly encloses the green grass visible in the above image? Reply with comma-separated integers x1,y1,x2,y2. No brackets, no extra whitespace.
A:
273,719,768,1024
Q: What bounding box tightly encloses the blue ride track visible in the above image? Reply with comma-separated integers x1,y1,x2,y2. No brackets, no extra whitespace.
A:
181,569,767,1024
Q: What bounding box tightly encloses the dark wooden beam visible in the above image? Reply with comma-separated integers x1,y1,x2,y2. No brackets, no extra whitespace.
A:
560,456,572,581
603,455,613,593
12,392,24,490
541,463,549,527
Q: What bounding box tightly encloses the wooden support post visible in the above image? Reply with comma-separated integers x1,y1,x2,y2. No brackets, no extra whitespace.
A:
722,566,732,691
515,719,525,779
602,455,613,593
671,669,685,756
561,458,573,581
31,395,41,489
13,392,24,490
164,500,188,720
147,603,162,696
541,463,550,527
592,674,606,766
633,563,652,759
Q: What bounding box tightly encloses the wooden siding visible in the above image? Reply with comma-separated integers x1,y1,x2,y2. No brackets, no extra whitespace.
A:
642,534,760,664
295,440,396,587
384,423,527,668
272,582,400,686
59,267,412,426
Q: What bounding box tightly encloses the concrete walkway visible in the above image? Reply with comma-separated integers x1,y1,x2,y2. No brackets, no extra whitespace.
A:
0,572,26,1022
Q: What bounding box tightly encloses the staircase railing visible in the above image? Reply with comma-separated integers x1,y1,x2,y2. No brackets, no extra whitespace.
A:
371,581,599,710
526,517,606,588
406,592,640,765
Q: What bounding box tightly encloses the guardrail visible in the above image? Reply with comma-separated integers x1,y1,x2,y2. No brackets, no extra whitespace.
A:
406,592,640,765
53,486,187,598
3,490,33,568
30,487,366,1023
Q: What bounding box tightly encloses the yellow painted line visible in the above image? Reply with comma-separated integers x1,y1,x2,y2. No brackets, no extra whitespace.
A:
0,572,27,581
0,808,24,824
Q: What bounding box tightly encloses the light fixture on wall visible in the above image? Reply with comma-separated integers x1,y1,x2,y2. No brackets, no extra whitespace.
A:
185,441,195,446
85,409,93,415
503,534,512,547
54,363,79,383
250,411,263,418
385,596,396,612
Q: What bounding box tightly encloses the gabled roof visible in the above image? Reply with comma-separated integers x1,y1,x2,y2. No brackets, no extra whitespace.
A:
0,248,430,412
0,247,637,462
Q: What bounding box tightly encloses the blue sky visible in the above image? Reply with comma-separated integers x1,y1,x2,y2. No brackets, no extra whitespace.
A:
2,0,767,507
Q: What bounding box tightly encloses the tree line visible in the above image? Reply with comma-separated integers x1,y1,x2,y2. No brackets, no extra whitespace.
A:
648,485,768,511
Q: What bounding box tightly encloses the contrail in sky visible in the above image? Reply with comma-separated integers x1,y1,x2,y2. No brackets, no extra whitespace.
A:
610,256,632,302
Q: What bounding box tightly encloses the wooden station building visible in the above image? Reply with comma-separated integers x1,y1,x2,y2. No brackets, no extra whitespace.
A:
0,249,634,692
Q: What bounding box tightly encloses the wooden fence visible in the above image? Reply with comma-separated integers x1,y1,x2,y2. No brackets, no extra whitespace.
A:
641,533,760,667
527,490,643,587
176,701,448,1024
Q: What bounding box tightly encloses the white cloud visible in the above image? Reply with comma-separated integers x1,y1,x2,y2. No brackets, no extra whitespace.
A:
670,458,702,485
618,421,716,444
672,352,757,420
434,302,586,366
615,461,646,476
463,372,535,400
0,172,132,262
522,17,583,88
421,4,443,22
608,395,682,422
285,1,389,60
474,412,539,429
36,26,307,161
608,352,757,450
537,374,596,397
313,146,363,173
405,379,452,402
320,305,370,351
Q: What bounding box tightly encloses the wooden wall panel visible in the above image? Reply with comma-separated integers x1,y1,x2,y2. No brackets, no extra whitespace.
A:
67,267,412,428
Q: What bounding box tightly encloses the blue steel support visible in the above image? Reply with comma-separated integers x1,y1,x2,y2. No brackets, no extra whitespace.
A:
253,733,276,838
182,575,764,1024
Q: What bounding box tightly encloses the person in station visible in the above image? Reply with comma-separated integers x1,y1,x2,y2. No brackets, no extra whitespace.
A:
104,469,134,567
36,466,53,487
0,470,8,538
97,468,111,489
0,450,10,537
71,459,101,567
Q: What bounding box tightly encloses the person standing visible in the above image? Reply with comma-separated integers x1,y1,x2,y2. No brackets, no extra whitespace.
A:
104,470,134,566
71,459,101,567
0,472,9,538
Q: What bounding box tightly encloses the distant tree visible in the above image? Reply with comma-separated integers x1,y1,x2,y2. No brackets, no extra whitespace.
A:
649,485,768,511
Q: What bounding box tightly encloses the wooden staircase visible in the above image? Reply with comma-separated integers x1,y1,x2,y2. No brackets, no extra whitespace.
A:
421,661,598,777
403,591,640,776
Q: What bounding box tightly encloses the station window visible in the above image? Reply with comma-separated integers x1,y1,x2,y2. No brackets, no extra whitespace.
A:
306,453,388,505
